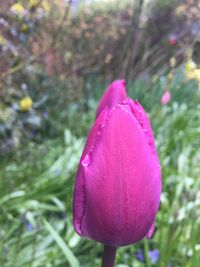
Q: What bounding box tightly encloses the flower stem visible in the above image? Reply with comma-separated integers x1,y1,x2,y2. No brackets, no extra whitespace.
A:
144,240,151,267
101,245,117,267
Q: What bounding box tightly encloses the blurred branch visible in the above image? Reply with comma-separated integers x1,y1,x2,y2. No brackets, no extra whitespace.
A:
51,0,72,49
130,0,144,63
29,0,43,13
0,57,34,79
121,0,145,79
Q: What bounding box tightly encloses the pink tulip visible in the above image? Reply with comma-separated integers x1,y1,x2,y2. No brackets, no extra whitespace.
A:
73,97,162,247
161,91,171,105
96,79,127,117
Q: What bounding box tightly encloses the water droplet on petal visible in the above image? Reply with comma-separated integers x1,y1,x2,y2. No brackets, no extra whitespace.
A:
81,154,91,167
100,123,105,129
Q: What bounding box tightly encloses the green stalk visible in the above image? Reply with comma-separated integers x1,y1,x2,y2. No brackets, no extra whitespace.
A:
144,240,151,267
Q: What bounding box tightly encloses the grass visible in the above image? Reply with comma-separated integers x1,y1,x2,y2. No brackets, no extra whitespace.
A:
0,70,200,267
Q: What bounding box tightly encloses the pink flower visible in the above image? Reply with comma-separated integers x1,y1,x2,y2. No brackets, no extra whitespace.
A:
73,93,162,246
161,91,171,105
168,34,178,46
96,79,127,117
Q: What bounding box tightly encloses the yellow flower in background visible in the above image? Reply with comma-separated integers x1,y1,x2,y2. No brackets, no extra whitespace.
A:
0,107,14,123
21,23,29,32
186,71,195,80
185,60,196,72
29,0,50,13
175,4,186,16
167,72,173,82
185,60,200,85
29,0,39,8
190,69,200,82
169,57,200,84
10,3,26,15
0,35,7,46
170,57,176,68
104,53,112,64
20,97,33,112
42,1,50,13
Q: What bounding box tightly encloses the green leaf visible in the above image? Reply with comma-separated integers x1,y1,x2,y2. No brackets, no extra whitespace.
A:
43,218,80,267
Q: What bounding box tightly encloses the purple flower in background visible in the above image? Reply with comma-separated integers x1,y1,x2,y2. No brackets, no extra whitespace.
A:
26,223,33,231
29,129,36,139
43,111,49,119
149,249,160,264
19,33,27,42
136,248,159,264
10,28,18,37
53,168,61,177
136,249,145,262
20,213,34,231
0,18,8,26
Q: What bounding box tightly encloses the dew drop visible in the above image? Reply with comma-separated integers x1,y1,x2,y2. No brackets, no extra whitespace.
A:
99,123,105,129
81,154,91,167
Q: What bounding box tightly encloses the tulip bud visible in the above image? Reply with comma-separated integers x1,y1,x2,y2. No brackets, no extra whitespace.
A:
73,98,162,247
96,79,127,117
161,91,171,105
168,34,178,46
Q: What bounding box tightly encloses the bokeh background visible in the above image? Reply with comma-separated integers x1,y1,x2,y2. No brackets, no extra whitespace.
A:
0,0,200,266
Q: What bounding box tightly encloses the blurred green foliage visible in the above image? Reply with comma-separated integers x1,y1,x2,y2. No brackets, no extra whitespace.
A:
0,0,200,266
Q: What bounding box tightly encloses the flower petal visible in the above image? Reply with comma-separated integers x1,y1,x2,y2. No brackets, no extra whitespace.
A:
146,223,155,239
79,104,161,246
123,98,158,158
73,107,109,235
96,79,127,117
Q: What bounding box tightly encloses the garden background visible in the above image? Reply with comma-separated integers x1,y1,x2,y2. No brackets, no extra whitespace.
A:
0,0,200,266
